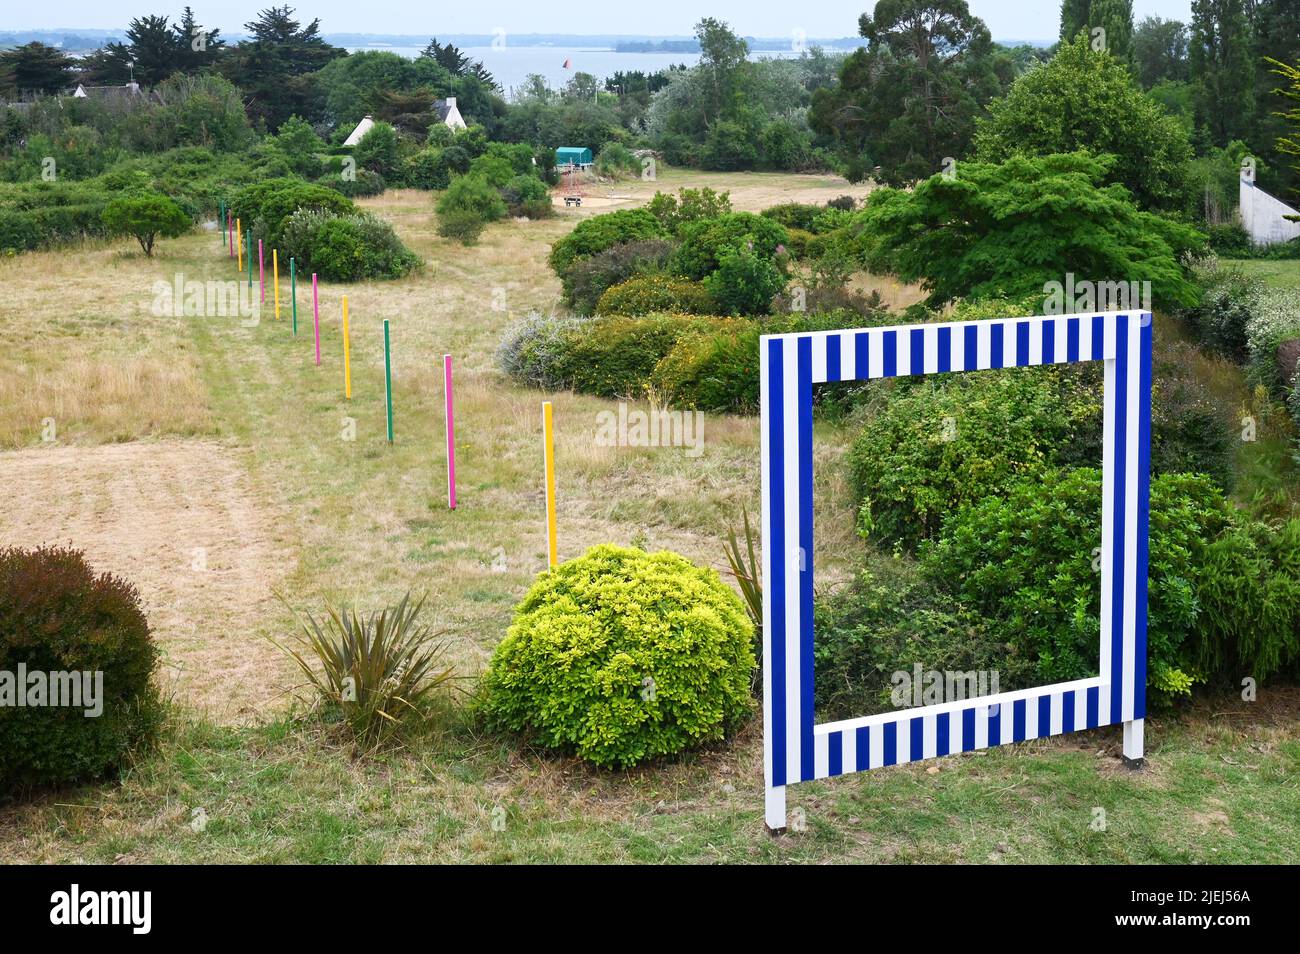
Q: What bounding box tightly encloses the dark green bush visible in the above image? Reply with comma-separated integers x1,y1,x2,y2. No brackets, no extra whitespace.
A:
480,544,754,768
554,314,715,398
501,174,549,215
814,559,1032,720
229,178,355,249
703,242,787,315
848,369,1088,547
560,239,674,314
671,212,788,281
280,209,421,281
318,169,385,198
595,274,717,316
351,121,400,180
921,469,1231,701
1178,259,1262,363
645,187,732,234
761,202,823,232
403,147,453,190
548,208,667,275
1188,518,1300,683
101,192,191,257
0,545,162,791
436,174,507,244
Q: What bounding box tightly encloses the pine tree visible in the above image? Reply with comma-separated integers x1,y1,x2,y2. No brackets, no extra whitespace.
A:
1189,0,1255,146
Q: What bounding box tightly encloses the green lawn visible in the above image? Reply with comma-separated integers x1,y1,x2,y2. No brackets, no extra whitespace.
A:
1220,258,1300,290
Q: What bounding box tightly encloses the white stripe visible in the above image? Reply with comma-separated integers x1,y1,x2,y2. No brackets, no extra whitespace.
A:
1075,688,1088,730
1028,320,1043,366
814,731,829,779
975,706,989,750
1079,314,1093,360
1026,695,1040,739
842,726,857,773
951,324,966,371
948,712,962,755
1054,317,1069,364
811,334,827,384
782,348,801,783
1050,692,1064,735
868,330,884,379
923,714,937,759
895,327,911,376
869,723,884,769
840,332,856,381
924,325,939,374
1003,323,1018,367
976,321,992,370
897,716,912,764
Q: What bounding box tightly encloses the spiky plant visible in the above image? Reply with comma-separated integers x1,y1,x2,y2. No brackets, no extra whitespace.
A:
274,593,456,748
723,506,762,691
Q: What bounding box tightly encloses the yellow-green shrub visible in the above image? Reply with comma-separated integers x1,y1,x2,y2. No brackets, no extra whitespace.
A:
595,274,717,316
480,545,755,768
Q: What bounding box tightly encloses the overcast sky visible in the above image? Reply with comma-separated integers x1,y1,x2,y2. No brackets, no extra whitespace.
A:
5,1,1195,42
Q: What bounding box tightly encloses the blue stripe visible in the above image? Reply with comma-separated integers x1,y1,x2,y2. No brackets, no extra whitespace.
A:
938,326,951,372
936,713,950,757
910,327,925,375
883,330,897,377
964,325,978,371
1092,314,1105,359
1013,699,1026,742
1042,319,1055,364
856,726,870,772
909,717,922,765
1111,315,1128,723
1086,686,1099,729
884,722,897,766
828,731,842,776
1134,316,1152,719
1038,694,1051,739
826,334,841,382
855,332,869,382
1067,317,1080,362
1015,321,1030,366
990,323,1004,369
797,336,815,782
767,338,786,786
1062,690,1075,733
962,708,975,752
988,703,1002,748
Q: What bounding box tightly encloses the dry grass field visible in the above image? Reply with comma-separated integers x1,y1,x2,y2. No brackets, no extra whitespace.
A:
1,167,1297,864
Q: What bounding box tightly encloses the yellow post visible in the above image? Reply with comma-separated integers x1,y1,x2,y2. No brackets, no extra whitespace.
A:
273,249,280,321
236,219,242,272
543,400,557,568
342,296,351,400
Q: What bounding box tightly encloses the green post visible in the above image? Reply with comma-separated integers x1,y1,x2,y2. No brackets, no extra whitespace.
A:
246,232,253,288
290,258,297,336
383,319,393,444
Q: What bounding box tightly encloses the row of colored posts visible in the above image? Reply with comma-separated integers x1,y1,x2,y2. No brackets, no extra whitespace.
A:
217,202,457,511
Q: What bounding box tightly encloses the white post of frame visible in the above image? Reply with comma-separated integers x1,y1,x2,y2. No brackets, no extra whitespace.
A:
760,311,1153,829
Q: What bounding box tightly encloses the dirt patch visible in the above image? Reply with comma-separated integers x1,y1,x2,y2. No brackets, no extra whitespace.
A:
0,440,296,723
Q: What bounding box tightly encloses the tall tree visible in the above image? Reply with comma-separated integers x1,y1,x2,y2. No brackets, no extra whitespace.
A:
811,1,1009,185
220,6,344,129
1268,56,1300,202
1133,16,1189,87
0,42,75,95
77,42,134,85
172,6,224,73
1189,0,1254,146
1060,0,1135,64
125,15,182,86
694,17,749,126
1252,1,1300,193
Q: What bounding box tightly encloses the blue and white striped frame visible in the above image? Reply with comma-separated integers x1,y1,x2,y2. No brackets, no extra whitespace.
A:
760,311,1152,830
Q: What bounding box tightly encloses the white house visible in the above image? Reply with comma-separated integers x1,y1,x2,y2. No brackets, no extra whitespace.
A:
1240,173,1300,247
343,98,466,147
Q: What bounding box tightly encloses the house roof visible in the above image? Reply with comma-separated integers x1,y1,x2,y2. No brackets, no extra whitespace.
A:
344,115,375,147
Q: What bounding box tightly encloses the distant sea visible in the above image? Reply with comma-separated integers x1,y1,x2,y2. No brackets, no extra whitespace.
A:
349,45,810,98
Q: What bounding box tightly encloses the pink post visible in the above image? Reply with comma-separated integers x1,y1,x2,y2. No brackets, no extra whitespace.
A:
259,240,265,303
444,354,456,510
312,274,321,366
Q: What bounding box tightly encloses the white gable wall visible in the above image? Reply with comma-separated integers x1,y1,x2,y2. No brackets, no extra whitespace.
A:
1241,176,1300,246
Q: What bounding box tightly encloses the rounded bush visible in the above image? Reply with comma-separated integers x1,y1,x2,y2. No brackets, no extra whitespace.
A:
481,545,755,768
229,178,355,248
0,545,162,791
547,208,667,275
553,314,714,398
595,274,717,316
560,239,674,314
670,212,788,281
280,209,421,281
